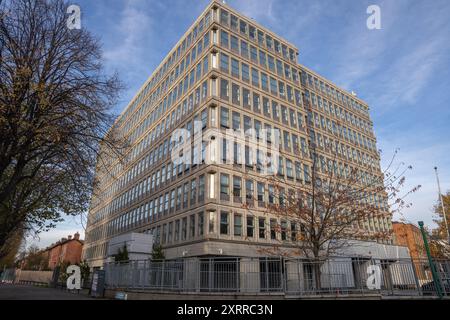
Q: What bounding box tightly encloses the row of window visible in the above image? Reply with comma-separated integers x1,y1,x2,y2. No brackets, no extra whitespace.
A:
304,89,374,138
218,78,377,154
127,52,209,147
300,70,369,117
219,53,302,107
117,11,212,130
219,31,300,86
92,106,210,218
107,175,207,237
94,56,210,196
219,8,297,63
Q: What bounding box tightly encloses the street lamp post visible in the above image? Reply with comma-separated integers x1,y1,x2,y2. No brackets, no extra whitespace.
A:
418,221,443,299
434,167,450,244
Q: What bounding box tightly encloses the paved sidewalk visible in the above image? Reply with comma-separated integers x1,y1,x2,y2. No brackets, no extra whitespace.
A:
0,284,95,300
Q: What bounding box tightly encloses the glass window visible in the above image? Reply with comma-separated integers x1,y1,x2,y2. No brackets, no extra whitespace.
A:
190,179,197,205
243,88,251,109
257,182,264,202
203,32,210,48
220,211,229,235
266,35,273,50
263,97,270,116
259,51,267,68
258,217,266,239
231,58,240,78
270,77,277,95
276,59,283,77
272,101,279,121
251,68,259,87
246,179,254,200
291,222,297,241
220,30,229,48
230,35,239,53
268,55,275,72
234,213,242,236
261,73,268,92
244,115,252,133
249,25,256,40
220,174,230,199
304,164,311,183
241,63,250,82
231,14,238,30
270,219,277,240
278,81,285,98
241,40,249,59
220,9,229,26
175,220,180,241
182,217,187,240
278,156,285,176
247,216,254,237
286,159,294,179
232,111,241,130
257,30,264,45
240,20,247,35
232,83,240,105
198,175,205,201
220,107,229,128
281,220,287,241
250,46,258,63
190,214,195,238
220,53,229,73
253,93,261,113
209,211,215,234
198,212,204,236
220,79,229,100
233,176,241,198
245,145,253,168
233,142,242,165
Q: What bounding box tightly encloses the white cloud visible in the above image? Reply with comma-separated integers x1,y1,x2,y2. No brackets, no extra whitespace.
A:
379,136,450,228
374,36,446,111
231,0,276,24
103,0,154,64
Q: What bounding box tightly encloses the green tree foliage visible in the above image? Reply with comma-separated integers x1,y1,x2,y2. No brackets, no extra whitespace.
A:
21,245,48,271
113,245,129,262
0,227,23,268
0,0,126,261
78,260,91,282
432,191,450,240
151,245,165,260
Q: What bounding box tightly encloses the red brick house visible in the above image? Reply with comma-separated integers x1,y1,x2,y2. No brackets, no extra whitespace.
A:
45,232,84,270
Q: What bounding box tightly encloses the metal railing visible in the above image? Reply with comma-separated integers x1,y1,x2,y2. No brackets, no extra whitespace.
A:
104,257,450,297
0,268,16,284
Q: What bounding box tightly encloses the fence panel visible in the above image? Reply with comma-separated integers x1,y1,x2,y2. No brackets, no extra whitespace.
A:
103,257,450,297
0,268,16,283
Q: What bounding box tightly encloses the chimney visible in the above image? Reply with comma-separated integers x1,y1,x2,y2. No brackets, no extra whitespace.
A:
68,235,72,240
74,232,80,240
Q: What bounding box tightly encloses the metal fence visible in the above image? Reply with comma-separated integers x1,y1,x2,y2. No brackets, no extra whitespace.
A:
104,257,450,297
0,268,16,284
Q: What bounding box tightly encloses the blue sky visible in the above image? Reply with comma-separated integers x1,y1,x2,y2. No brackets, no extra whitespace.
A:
27,0,450,248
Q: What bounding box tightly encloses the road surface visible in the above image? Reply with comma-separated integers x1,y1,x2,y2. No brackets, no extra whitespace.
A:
0,284,95,300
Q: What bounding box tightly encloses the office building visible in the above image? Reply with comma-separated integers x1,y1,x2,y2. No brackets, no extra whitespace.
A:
83,1,402,268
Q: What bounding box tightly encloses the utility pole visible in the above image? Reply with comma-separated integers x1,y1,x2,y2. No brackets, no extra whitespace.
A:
434,167,450,244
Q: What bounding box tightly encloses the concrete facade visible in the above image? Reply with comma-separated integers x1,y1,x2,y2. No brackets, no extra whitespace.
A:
84,0,402,269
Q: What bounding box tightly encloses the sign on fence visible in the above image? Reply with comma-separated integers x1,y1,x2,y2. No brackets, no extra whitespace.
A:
91,270,106,298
